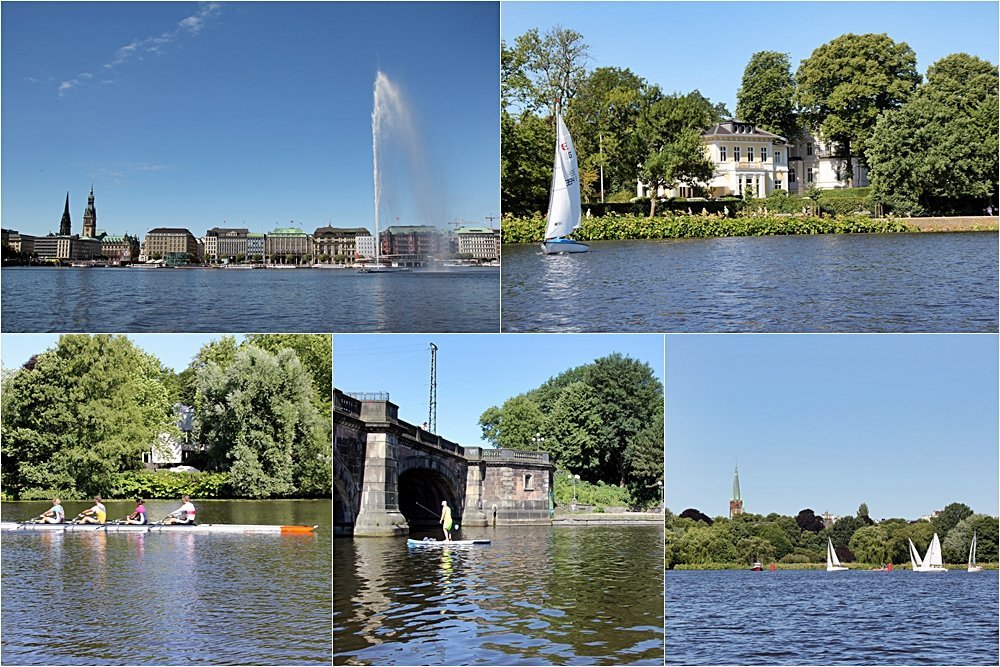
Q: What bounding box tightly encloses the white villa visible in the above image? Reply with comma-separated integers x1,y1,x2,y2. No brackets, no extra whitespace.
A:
638,119,868,200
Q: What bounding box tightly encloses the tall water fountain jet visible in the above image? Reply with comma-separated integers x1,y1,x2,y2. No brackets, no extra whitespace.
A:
370,70,440,269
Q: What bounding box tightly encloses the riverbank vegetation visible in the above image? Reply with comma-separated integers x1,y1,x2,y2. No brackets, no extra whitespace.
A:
501,211,913,244
479,354,663,509
502,27,997,220
665,502,998,569
1,334,332,501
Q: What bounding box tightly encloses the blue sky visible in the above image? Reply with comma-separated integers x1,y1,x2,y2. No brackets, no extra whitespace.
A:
502,2,999,115
2,2,500,239
1,333,244,372
666,334,999,521
334,334,665,447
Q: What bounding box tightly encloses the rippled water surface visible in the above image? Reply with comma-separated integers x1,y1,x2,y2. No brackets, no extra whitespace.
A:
501,233,998,332
666,569,999,665
1,500,332,665
1,267,499,332
334,525,664,665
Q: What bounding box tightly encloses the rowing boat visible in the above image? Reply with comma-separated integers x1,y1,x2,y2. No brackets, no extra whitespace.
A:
0,522,317,534
406,538,491,547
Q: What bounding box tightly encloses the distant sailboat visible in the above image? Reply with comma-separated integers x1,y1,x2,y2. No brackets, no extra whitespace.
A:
913,533,948,572
968,531,984,573
541,107,589,254
827,537,848,571
908,538,924,570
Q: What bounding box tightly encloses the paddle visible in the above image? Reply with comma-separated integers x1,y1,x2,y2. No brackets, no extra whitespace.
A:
413,501,460,530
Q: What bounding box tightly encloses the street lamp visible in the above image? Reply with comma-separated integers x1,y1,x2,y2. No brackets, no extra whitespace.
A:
567,472,580,511
658,479,664,512
531,432,545,448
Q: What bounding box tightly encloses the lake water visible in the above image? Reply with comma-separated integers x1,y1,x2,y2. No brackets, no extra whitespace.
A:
666,569,999,665
1,267,499,333
1,499,332,665
334,525,664,665
501,233,998,332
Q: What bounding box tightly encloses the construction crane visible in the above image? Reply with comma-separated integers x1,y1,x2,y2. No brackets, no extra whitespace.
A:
428,343,438,434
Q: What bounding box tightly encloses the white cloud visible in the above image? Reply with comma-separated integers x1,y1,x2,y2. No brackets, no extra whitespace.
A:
59,2,221,96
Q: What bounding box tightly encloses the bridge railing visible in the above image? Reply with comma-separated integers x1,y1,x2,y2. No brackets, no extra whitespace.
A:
399,421,462,454
464,447,550,463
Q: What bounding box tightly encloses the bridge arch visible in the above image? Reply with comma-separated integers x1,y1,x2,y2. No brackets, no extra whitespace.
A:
396,454,465,529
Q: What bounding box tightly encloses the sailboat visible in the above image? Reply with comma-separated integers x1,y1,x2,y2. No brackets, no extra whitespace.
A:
541,107,589,254
826,537,848,571
908,538,924,570
968,531,984,573
913,533,948,572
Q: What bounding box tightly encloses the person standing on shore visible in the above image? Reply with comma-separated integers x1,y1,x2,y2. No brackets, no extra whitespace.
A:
439,500,453,541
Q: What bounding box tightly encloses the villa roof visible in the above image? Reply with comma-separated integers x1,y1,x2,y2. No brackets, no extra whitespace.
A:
704,120,787,143
148,227,194,235
454,226,496,234
268,227,307,235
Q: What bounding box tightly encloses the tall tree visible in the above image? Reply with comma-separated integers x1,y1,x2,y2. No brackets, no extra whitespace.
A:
196,346,330,498
507,26,591,117
736,51,798,139
1,335,174,499
246,334,332,406
868,53,999,215
501,110,553,216
541,381,604,478
796,33,921,182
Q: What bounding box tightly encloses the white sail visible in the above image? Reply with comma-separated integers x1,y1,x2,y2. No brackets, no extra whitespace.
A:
908,538,923,569
827,537,848,571
968,532,983,572
925,533,944,567
544,110,581,241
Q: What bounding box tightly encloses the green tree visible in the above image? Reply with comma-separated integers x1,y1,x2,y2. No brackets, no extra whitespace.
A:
941,514,999,564
501,110,554,216
796,33,920,183
479,395,545,451
868,53,998,215
504,26,590,116
622,411,664,509
829,515,866,549
195,346,330,498
756,522,794,559
735,51,798,139
246,334,332,406
541,381,603,479
1,335,175,499
932,501,974,539
849,525,890,564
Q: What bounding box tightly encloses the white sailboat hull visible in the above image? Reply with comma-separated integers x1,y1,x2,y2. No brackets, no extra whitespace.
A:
541,239,590,254
827,537,849,571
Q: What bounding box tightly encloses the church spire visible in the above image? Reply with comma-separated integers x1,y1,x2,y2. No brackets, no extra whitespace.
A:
729,465,744,518
83,184,97,238
59,191,72,236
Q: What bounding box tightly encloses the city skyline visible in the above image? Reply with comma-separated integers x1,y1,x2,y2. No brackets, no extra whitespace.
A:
502,1,999,118
666,334,1000,521
2,2,500,238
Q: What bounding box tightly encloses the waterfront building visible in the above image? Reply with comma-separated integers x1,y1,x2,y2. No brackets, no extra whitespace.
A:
59,192,72,236
33,233,101,261
729,465,744,518
4,230,36,256
82,186,97,238
381,225,442,262
313,226,371,261
454,226,501,261
786,130,869,193
246,232,264,259
205,227,249,262
144,227,200,262
265,226,311,263
355,231,375,260
100,234,140,262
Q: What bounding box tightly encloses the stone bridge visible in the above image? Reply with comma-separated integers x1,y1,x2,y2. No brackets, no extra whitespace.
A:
333,390,555,537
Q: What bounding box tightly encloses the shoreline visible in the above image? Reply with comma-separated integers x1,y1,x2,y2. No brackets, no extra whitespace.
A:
553,512,664,526
669,563,999,571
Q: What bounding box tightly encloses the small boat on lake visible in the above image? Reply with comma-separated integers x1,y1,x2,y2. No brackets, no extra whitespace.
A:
541,106,589,254
406,538,491,547
827,537,849,571
968,531,983,573
749,559,763,571
912,533,948,572
1,522,317,534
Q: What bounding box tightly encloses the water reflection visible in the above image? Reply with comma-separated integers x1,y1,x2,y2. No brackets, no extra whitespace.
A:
334,525,664,665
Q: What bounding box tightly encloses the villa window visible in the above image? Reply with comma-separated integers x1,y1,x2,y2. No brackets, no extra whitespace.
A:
761,146,767,162
734,146,741,162
720,146,727,161
747,146,754,162
789,170,797,183
524,473,534,491
807,167,814,183
807,143,814,156
774,151,781,164
775,180,783,190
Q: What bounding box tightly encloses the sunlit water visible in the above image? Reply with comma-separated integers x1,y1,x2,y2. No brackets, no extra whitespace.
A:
501,233,998,332
334,525,664,665
1,500,332,665
1,267,499,332
666,569,999,665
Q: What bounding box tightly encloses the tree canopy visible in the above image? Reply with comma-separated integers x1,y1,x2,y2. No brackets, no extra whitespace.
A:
736,51,798,140
478,353,663,508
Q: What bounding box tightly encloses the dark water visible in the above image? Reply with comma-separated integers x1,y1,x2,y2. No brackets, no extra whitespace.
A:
666,569,999,665
1,267,499,332
1,500,332,665
334,525,664,665
501,233,999,332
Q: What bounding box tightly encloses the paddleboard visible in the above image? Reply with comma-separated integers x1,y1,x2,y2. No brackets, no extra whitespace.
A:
406,538,491,546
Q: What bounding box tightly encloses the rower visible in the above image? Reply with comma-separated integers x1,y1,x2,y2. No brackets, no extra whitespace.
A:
124,498,147,525
163,495,196,525
39,498,65,524
78,495,107,524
